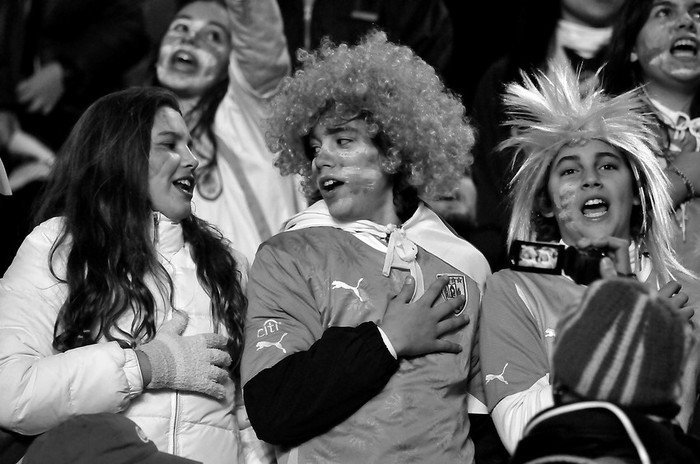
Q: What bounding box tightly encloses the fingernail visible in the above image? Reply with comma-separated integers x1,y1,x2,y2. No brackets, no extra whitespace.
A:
601,257,614,271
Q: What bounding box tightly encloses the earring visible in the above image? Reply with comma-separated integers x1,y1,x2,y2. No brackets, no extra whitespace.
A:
630,51,638,63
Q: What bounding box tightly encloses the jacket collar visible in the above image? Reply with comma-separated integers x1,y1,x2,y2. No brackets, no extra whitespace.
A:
152,212,184,257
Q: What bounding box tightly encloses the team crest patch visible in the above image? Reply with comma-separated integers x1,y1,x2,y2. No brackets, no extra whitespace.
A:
436,273,468,316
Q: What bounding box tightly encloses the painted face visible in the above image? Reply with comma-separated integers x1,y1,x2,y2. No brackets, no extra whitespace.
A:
156,1,232,98
546,139,638,245
310,118,397,224
149,107,199,221
561,0,625,27
634,0,700,90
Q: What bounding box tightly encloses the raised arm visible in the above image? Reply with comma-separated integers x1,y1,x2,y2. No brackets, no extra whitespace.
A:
225,0,290,97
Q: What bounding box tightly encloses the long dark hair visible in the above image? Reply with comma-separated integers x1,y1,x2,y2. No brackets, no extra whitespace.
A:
35,86,247,377
600,0,655,96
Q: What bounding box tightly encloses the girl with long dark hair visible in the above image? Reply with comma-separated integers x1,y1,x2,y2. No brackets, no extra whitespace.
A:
0,87,269,464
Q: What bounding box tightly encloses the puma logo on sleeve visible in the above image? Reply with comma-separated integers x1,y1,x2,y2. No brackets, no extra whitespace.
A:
485,363,509,385
255,333,288,354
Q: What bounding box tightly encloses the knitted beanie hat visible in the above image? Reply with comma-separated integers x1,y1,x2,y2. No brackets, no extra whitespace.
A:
552,277,688,418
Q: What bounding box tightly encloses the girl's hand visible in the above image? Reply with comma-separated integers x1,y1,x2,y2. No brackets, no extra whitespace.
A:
657,280,694,326
575,236,632,279
16,62,65,115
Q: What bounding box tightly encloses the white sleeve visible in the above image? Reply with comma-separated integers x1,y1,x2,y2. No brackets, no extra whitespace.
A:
490,375,554,454
0,221,142,435
225,0,290,99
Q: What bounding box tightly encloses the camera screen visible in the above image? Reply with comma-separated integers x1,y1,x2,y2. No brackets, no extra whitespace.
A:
509,240,564,274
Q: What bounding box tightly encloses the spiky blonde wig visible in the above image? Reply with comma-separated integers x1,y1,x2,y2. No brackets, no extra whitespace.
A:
265,30,475,201
501,60,683,280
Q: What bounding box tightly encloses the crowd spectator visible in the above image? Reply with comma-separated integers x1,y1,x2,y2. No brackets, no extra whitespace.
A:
0,0,149,275
132,0,304,263
478,59,697,453
0,87,269,464
240,31,501,463
468,0,625,271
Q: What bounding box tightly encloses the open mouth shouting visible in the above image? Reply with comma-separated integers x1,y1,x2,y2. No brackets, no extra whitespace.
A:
319,177,345,194
581,198,609,219
169,48,201,73
174,175,195,196
671,37,699,58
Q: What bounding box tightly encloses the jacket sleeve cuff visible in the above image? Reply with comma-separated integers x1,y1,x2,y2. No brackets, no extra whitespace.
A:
124,348,145,398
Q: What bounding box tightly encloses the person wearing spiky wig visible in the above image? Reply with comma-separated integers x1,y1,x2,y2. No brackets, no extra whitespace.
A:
478,59,699,454
239,30,498,463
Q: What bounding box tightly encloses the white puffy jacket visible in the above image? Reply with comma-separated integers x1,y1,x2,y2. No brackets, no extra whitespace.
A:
0,216,264,464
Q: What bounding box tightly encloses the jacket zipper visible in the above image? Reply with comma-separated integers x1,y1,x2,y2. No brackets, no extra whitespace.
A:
171,390,180,454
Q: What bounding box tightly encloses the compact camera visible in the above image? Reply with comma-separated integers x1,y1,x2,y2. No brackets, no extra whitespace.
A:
508,240,607,286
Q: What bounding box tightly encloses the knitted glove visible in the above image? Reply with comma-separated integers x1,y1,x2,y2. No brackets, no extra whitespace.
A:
139,310,232,400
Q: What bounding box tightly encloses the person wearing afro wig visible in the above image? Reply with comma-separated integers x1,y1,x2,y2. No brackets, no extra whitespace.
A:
240,30,498,463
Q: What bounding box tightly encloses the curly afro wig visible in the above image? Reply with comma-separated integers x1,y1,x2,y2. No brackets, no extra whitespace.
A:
265,30,476,203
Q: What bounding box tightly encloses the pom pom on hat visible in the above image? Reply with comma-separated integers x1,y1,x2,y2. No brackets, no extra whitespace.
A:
552,278,689,418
